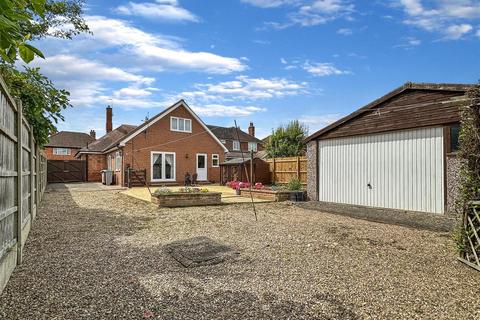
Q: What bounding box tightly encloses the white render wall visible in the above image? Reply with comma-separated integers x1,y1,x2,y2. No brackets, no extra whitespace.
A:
318,127,444,214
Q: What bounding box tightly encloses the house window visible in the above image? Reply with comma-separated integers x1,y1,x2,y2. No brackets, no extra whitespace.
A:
151,152,176,181
170,117,192,133
212,154,219,167
220,139,226,144
107,155,112,170
450,123,460,153
233,140,240,151
115,152,122,171
248,142,257,152
53,148,70,155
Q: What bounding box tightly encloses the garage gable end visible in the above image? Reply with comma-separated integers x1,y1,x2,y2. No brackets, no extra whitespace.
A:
306,83,471,141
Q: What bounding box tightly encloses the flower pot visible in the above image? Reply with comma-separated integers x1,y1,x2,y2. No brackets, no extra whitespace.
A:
289,191,305,202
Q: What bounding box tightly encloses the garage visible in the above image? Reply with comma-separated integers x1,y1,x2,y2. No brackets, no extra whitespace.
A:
318,127,444,213
306,82,472,215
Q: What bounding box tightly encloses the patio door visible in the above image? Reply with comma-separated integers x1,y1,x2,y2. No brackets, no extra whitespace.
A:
196,153,207,181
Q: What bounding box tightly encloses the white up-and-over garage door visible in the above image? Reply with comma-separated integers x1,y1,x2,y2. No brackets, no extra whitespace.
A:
318,127,444,214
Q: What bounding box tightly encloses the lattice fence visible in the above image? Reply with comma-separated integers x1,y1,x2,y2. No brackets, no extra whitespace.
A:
459,201,480,272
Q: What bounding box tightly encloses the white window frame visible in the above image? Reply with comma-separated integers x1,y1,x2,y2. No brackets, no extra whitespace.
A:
115,151,122,172
233,140,240,151
212,154,219,167
107,155,112,170
220,139,226,144
248,142,257,152
151,151,176,182
170,117,192,133
53,148,71,156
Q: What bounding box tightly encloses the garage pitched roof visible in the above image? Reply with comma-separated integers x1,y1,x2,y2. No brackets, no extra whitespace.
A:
45,131,95,148
305,82,473,142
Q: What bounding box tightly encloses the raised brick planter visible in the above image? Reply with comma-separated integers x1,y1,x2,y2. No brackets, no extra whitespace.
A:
240,189,305,202
151,192,222,207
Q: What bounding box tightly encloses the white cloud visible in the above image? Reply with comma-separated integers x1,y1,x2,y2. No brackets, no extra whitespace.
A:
241,0,298,8
399,0,480,39
116,0,199,22
251,0,354,28
299,114,341,133
337,27,352,35
34,54,154,84
192,104,266,117
84,16,246,74
302,62,350,76
394,36,421,49
195,76,307,100
444,24,473,39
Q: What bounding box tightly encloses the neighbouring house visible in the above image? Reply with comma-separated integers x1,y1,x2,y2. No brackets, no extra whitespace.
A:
44,130,96,160
77,101,228,186
305,82,472,215
208,122,264,159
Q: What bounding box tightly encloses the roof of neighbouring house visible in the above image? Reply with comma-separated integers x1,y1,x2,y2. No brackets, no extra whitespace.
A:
45,131,95,148
305,82,474,142
78,124,137,153
207,125,263,144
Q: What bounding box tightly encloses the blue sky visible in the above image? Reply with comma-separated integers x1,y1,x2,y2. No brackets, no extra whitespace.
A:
32,0,480,139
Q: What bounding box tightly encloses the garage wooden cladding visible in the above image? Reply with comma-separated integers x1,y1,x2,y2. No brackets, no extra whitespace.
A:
321,90,465,139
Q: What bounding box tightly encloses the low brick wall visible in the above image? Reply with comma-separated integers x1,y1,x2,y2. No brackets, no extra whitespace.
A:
240,189,304,202
151,192,222,207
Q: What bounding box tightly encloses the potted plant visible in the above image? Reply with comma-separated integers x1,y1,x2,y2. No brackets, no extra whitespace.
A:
287,177,304,201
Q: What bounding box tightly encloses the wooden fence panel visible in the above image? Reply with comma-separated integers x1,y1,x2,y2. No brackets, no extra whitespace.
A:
0,76,47,294
266,156,307,185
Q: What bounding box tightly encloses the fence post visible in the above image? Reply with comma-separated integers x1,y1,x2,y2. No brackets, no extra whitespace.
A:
272,157,276,184
36,147,40,208
297,156,300,179
16,102,23,265
30,130,35,221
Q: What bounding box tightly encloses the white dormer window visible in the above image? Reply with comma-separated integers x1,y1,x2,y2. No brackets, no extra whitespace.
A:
233,140,240,151
171,117,192,133
248,142,257,152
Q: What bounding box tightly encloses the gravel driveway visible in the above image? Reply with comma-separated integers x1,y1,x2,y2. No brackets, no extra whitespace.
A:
1,188,479,319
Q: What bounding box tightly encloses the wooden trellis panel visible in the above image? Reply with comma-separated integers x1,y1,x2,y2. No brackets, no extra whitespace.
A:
459,201,480,272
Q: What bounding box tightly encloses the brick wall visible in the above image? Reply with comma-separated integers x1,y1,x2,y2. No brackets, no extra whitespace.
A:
223,140,264,153
80,154,106,182
122,105,226,185
44,147,81,160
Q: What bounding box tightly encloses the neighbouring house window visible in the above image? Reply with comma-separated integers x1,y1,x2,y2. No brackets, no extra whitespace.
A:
233,140,240,151
212,154,219,167
53,148,70,155
170,117,192,133
220,139,226,144
115,152,122,171
151,152,176,181
450,123,460,153
248,142,257,152
107,155,112,170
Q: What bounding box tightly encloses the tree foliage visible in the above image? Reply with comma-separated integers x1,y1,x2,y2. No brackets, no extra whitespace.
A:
0,0,88,63
0,64,71,145
458,83,480,205
266,120,308,158
0,0,88,145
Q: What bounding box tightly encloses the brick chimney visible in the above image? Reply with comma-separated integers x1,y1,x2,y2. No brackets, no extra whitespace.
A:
248,122,255,137
90,129,96,140
106,106,112,133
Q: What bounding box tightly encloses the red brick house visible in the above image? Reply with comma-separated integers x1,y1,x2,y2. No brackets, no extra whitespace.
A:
45,131,96,160
77,100,229,186
207,123,264,159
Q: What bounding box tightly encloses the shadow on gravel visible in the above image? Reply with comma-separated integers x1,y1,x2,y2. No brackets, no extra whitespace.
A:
0,190,360,320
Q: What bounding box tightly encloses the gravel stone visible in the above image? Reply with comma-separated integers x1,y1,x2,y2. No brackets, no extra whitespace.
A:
0,188,479,319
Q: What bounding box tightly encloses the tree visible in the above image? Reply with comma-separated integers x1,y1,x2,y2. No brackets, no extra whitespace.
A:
0,64,71,145
0,0,88,63
0,0,88,145
266,120,308,158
